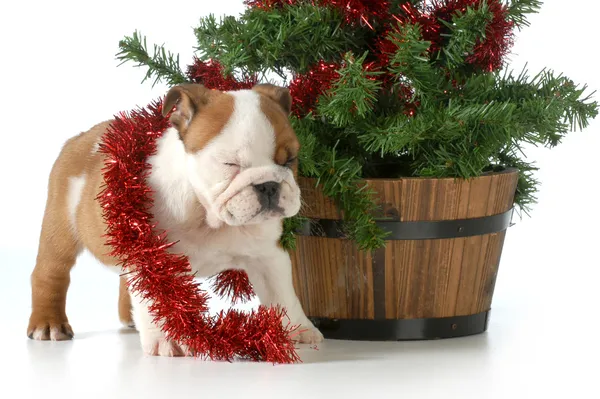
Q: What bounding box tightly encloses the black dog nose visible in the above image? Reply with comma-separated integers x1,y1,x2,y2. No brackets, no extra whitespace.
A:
254,181,280,199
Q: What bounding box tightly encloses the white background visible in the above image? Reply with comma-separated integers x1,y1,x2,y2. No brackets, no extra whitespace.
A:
0,1,599,398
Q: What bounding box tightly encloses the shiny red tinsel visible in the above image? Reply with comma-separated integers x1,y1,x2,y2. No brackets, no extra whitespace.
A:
244,0,390,28
400,0,514,71
371,29,399,68
466,0,514,72
244,0,294,8
97,100,300,363
187,58,258,90
288,60,340,117
211,269,255,304
327,0,390,28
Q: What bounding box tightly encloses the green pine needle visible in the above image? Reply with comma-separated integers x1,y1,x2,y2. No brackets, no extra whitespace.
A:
280,215,307,251
317,52,383,128
440,1,493,69
117,31,187,87
507,0,543,29
387,23,446,96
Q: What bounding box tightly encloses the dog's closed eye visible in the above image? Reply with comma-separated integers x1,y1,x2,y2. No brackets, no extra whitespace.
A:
283,157,297,168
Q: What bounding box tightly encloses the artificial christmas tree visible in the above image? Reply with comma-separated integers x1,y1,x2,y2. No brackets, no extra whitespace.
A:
116,0,598,340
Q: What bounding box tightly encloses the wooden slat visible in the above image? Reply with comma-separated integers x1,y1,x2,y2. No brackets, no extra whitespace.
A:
297,178,339,219
430,238,456,317
299,169,517,221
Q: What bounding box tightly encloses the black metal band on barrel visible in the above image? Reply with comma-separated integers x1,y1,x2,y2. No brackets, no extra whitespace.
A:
310,311,490,341
297,208,513,240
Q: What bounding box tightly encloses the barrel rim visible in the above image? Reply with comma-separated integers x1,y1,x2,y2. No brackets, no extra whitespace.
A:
299,167,518,184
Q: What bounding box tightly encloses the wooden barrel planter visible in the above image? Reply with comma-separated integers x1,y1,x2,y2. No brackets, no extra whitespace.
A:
290,169,519,341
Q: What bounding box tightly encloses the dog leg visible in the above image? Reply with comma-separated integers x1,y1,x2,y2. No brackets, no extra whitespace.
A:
246,249,324,344
128,284,187,356
28,205,80,341
118,277,135,328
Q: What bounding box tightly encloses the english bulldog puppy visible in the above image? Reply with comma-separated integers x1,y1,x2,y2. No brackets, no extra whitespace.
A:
27,83,323,356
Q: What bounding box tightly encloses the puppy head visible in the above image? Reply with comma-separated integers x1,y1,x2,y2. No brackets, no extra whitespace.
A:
162,83,300,228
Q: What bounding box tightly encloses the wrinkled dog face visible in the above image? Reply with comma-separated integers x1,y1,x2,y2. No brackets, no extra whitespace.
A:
162,83,301,228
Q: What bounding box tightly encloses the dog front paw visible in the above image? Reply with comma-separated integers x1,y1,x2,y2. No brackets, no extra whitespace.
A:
294,325,324,344
28,314,74,341
140,330,188,357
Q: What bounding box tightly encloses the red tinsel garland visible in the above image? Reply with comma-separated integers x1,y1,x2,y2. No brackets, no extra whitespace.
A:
466,0,514,72
244,0,390,28
400,0,514,72
187,58,258,90
210,269,255,303
288,60,341,117
97,100,300,363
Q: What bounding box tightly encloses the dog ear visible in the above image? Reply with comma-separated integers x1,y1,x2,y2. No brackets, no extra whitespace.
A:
162,84,212,133
252,83,292,115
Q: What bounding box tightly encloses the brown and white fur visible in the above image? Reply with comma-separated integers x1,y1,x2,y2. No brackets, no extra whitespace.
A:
27,83,324,356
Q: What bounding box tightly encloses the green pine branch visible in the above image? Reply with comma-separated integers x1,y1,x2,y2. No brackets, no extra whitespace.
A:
485,66,598,147
291,115,387,250
496,149,539,216
358,113,415,157
280,215,307,251
507,0,543,29
354,61,597,213
387,23,447,96
291,115,324,178
317,52,383,128
440,1,493,69
316,143,388,251
194,4,369,79
117,31,187,87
